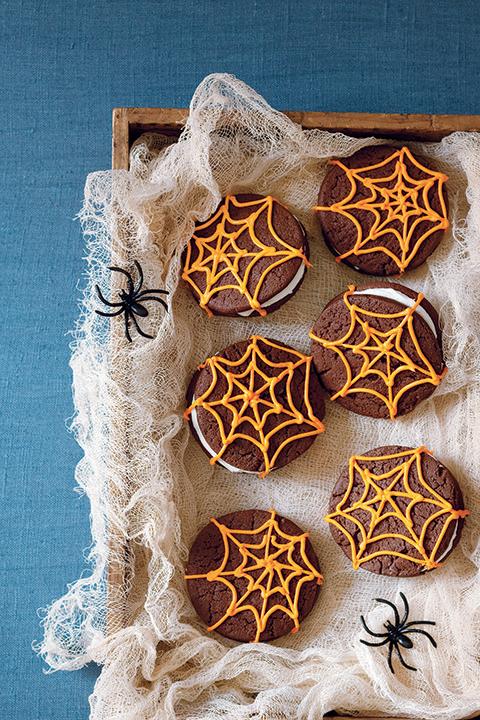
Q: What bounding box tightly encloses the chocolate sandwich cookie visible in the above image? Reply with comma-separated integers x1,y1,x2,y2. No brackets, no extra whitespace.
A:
325,446,469,577
185,508,323,642
315,145,449,275
182,193,310,317
309,283,446,419
185,335,325,476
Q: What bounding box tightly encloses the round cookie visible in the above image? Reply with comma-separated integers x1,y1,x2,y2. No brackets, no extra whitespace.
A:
182,193,310,317
185,508,323,642
315,145,449,276
325,445,469,577
185,335,325,476
309,282,446,419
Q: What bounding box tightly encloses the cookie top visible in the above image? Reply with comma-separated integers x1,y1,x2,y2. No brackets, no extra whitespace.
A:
182,193,310,317
185,508,323,642
309,283,446,419
185,335,325,476
315,145,449,276
325,446,469,577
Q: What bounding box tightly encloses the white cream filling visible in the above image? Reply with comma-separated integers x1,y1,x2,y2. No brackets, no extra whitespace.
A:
190,405,257,474
237,261,306,317
420,520,459,572
353,287,437,338
435,521,459,563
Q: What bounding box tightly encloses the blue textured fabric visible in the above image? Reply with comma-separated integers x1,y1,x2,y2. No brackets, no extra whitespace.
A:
1,1,479,717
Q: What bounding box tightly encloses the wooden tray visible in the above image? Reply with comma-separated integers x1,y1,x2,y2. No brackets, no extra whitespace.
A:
110,106,480,720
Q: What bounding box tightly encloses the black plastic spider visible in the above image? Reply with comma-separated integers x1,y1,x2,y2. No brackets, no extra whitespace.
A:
95,260,168,342
360,592,437,674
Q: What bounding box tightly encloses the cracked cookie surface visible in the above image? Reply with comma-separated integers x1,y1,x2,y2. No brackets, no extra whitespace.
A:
185,508,322,642
325,445,468,577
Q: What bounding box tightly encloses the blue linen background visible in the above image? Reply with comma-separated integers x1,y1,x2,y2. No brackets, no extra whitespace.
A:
1,1,479,717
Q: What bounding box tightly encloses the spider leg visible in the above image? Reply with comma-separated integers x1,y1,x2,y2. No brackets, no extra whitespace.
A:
133,260,144,294
124,311,132,343
360,637,389,647
108,266,134,294
134,295,168,312
394,643,417,672
135,288,169,298
402,620,436,628
130,310,154,340
361,615,387,637
95,308,125,317
375,597,400,627
387,642,395,674
399,592,409,626
402,628,437,647
95,285,124,307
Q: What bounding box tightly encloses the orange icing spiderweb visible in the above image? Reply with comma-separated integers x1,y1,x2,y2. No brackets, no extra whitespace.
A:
182,195,310,316
325,447,469,571
314,146,449,272
309,285,446,419
184,336,324,477
185,509,323,642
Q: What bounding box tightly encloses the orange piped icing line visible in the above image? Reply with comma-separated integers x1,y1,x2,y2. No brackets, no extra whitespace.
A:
324,447,469,571
182,195,310,316
184,336,324,477
185,509,323,642
309,285,446,420
314,146,449,272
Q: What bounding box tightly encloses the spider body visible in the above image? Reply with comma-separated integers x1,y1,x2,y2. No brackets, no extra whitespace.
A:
360,592,436,674
95,260,168,342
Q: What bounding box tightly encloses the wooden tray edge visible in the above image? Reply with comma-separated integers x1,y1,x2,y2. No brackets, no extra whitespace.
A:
112,106,480,169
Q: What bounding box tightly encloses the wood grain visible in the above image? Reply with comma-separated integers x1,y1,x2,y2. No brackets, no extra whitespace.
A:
109,106,480,720
112,107,480,169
